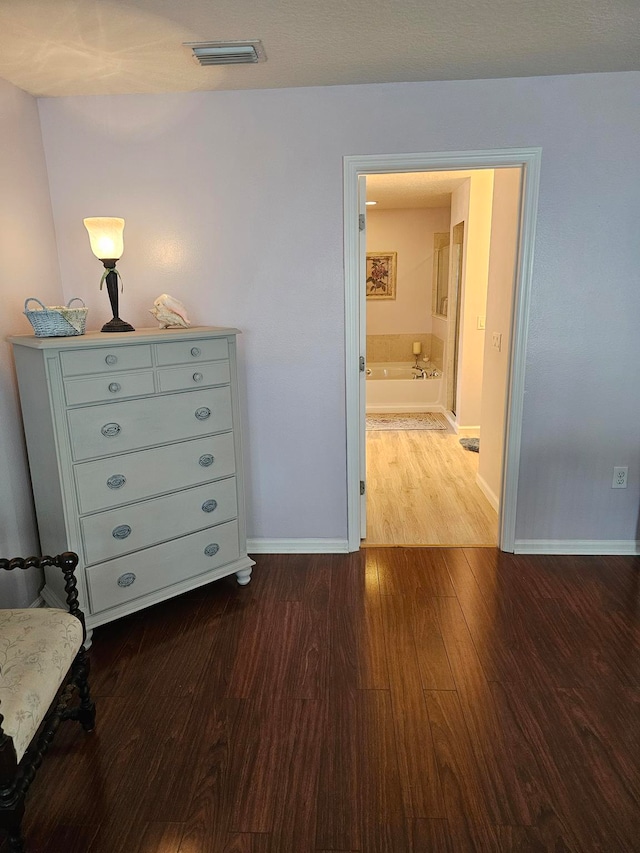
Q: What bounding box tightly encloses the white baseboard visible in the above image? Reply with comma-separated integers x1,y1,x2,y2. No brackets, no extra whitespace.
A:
514,539,640,555
445,413,482,436
476,473,500,512
247,538,350,554
29,595,44,608
443,410,458,431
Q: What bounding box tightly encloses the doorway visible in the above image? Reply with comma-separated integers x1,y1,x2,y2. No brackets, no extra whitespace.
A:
343,149,542,553
363,170,506,547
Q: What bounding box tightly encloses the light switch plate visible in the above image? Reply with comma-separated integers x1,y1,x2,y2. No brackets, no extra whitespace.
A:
477,316,486,330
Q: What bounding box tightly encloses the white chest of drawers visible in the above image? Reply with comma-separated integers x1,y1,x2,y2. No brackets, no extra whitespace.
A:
9,327,254,634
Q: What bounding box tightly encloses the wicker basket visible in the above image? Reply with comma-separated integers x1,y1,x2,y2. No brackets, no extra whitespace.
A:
24,297,88,337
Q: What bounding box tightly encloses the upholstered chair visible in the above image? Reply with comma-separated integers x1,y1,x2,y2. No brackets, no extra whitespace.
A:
0,552,95,852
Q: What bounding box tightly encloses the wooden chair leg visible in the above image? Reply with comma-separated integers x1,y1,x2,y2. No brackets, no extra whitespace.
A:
7,829,26,852
1,802,25,853
72,648,96,733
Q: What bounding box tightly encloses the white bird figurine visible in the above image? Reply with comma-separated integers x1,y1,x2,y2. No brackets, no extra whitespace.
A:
149,293,191,328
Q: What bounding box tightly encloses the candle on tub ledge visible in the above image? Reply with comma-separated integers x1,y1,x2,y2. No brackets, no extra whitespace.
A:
412,341,422,356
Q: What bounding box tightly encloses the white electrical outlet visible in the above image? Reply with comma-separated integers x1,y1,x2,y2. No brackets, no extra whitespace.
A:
491,332,502,351
612,466,628,489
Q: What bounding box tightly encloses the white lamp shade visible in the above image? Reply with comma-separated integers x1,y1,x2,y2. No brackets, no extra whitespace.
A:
84,217,125,260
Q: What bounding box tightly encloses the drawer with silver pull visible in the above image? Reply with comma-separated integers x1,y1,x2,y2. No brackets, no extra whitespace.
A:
86,519,240,613
60,344,153,376
64,370,155,406
68,386,233,460
157,360,230,393
154,338,228,366
74,432,236,513
80,477,238,565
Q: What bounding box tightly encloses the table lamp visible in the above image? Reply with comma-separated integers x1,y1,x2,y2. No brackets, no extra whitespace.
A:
83,217,135,332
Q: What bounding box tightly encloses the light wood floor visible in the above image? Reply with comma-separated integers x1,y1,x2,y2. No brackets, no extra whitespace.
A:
363,426,498,546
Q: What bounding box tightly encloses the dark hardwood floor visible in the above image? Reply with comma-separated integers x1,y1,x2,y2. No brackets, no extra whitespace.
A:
4,549,640,852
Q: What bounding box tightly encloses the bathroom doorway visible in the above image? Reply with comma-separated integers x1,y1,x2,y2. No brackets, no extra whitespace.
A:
363,170,505,546
345,150,539,550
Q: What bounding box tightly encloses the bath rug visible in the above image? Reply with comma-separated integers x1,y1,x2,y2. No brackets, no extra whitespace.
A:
459,437,480,452
366,413,448,431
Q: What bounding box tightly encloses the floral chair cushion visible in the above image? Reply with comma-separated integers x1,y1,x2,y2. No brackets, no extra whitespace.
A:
0,609,83,762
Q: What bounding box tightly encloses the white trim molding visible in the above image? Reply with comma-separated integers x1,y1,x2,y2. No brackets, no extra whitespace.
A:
344,148,542,553
476,473,500,513
28,595,45,608
247,538,349,554
514,540,640,556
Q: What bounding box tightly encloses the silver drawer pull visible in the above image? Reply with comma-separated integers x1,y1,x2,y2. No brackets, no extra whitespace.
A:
105,354,118,365
112,524,132,540
101,422,121,437
108,382,121,393
204,543,220,557
198,454,214,467
202,499,218,513
117,572,136,588
191,346,201,357
192,372,203,383
195,407,211,421
107,474,126,490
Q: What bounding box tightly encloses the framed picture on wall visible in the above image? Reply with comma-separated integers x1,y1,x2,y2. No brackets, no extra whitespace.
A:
366,252,397,299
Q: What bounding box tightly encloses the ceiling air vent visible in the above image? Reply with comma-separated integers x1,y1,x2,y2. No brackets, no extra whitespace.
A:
185,40,266,66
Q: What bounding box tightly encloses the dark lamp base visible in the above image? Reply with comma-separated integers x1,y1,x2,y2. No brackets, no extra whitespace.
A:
101,317,135,333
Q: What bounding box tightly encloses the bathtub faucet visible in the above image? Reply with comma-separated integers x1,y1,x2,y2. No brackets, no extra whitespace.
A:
412,365,427,379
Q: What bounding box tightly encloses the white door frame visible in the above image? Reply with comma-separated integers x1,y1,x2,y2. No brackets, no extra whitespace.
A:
343,148,542,553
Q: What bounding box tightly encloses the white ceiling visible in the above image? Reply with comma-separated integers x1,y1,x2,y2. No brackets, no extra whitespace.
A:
366,171,479,209
0,0,637,97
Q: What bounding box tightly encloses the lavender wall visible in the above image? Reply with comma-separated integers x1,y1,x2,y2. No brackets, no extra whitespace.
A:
0,78,63,604
37,72,640,547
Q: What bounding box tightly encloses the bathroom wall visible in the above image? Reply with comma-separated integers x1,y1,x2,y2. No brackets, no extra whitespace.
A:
34,72,640,548
0,78,63,605
366,206,449,330
450,171,494,428
366,333,433,364
366,206,449,368
445,179,469,415
478,168,522,509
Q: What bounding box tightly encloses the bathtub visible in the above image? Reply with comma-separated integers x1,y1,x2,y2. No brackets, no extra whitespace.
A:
366,361,443,413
